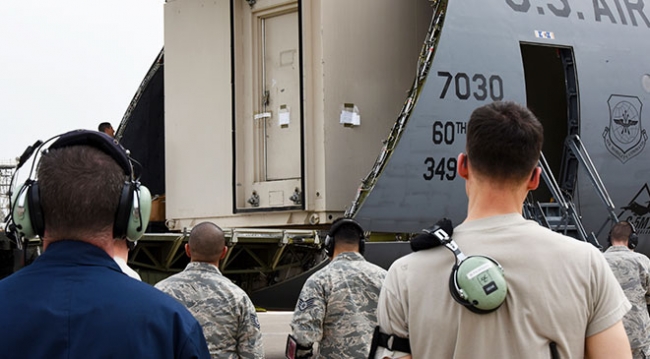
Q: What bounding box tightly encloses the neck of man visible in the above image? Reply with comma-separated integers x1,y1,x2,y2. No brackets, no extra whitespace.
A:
191,259,222,268
610,240,628,247
332,244,359,258
465,178,530,222
113,240,130,261
42,231,115,257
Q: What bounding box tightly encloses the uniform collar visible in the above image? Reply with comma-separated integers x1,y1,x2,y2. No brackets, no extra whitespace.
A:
185,261,223,275
605,245,631,253
331,251,365,262
37,240,122,273
457,213,525,231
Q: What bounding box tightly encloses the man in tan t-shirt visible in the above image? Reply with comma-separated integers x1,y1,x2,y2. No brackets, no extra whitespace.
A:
375,101,631,359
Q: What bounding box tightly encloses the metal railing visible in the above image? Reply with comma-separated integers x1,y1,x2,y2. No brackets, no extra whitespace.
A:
525,134,620,249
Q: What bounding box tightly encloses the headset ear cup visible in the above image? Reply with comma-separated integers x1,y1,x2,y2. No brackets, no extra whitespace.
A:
11,183,38,240
27,182,45,238
448,264,494,315
629,232,639,250
629,235,638,250
126,184,151,241
324,235,334,256
453,256,507,314
449,264,470,306
113,181,134,239
359,238,365,256
628,222,638,250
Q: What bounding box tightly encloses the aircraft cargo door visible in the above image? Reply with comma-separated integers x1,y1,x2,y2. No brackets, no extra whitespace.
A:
521,44,579,202
233,1,303,211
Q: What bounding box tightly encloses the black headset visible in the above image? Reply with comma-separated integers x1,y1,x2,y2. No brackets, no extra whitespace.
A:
629,222,639,249
607,221,638,250
9,130,152,242
412,218,508,314
323,218,366,256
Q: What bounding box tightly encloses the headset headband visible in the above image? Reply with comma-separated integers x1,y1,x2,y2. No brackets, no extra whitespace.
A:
328,218,364,239
48,130,133,177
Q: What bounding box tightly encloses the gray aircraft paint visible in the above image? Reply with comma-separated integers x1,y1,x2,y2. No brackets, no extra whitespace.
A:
354,0,650,252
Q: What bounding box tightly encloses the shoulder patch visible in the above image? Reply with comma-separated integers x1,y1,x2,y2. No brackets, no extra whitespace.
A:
297,297,316,311
251,313,261,329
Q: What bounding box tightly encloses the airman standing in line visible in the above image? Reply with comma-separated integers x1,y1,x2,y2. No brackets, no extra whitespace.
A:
155,222,264,359
289,218,387,358
604,221,650,359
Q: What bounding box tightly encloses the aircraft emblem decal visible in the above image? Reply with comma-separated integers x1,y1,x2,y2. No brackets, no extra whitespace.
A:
619,183,650,236
603,95,647,163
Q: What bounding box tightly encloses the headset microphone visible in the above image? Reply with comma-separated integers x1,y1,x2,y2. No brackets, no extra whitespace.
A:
410,218,453,252
16,140,43,170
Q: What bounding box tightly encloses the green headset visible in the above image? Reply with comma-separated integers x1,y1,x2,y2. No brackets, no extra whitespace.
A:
413,218,508,314
10,130,152,242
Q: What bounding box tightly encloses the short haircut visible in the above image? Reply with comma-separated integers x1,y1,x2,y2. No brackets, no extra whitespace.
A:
188,222,225,263
610,221,633,242
466,101,544,182
98,122,113,132
331,218,363,246
38,145,126,240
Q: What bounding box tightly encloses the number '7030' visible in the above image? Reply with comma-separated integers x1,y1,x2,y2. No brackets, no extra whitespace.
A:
438,71,504,101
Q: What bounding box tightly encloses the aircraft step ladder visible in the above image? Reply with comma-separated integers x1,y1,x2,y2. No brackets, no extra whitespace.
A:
564,134,620,237
524,152,602,248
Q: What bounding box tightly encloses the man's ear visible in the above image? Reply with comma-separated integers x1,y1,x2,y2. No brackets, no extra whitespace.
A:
219,246,228,261
527,167,541,190
184,243,191,259
458,153,469,179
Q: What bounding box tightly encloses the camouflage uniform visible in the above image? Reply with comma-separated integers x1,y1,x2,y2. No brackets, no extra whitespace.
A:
604,245,650,358
155,262,264,359
290,251,387,359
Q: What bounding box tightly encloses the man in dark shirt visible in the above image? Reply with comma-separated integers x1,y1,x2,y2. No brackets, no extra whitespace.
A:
0,130,210,358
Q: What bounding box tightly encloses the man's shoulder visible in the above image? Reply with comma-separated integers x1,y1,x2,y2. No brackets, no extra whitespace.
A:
304,266,328,284
474,218,597,253
388,247,442,269
365,259,389,272
2,264,198,321
631,252,650,266
355,259,388,278
155,267,222,286
117,275,187,306
155,268,251,302
106,280,209,353
155,271,189,289
123,280,206,322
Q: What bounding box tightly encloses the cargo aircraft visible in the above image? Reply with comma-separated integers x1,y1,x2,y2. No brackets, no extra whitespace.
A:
2,0,650,309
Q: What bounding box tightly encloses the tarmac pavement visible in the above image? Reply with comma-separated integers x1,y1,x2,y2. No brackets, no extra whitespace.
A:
259,311,293,359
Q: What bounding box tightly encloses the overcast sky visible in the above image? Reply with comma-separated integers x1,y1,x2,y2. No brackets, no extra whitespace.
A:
0,0,163,163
